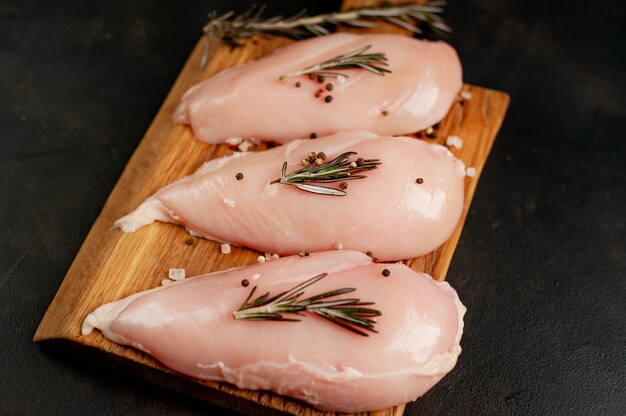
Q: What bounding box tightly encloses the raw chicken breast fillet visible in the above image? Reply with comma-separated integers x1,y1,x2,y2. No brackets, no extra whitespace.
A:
175,33,462,144
83,250,466,412
114,131,466,261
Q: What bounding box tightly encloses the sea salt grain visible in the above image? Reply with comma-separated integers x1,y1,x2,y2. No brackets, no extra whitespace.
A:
446,135,464,149
225,137,243,145
460,91,473,101
221,243,231,254
161,279,174,286
238,140,253,152
466,167,477,177
251,273,261,281
224,198,237,208
168,268,186,281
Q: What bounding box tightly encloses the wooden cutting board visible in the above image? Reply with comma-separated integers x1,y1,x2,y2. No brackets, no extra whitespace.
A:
34,0,509,414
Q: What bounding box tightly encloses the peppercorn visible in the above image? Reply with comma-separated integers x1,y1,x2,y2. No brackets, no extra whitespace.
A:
235,172,244,180
317,75,325,83
241,279,250,287
324,95,333,103
317,152,326,160
315,90,322,98
310,132,317,139
325,83,333,91
382,110,389,116
185,238,194,246
382,269,391,277
356,157,365,166
339,182,348,190
416,177,424,184
295,81,302,88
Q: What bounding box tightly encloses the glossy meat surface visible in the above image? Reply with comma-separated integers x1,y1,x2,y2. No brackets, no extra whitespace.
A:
83,250,465,412
114,131,466,261
175,33,462,143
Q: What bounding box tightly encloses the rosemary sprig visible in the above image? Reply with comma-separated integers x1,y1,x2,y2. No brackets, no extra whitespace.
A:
201,2,451,67
233,273,381,337
270,151,381,196
278,45,390,82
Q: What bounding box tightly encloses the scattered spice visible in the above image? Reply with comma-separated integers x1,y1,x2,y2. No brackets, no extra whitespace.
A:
339,182,348,190
466,167,476,177
185,238,194,246
272,253,280,260
324,95,333,103
310,132,318,139
221,243,231,254
316,152,326,160
295,81,302,88
315,90,322,98
251,273,261,281
235,172,244,180
325,83,333,91
416,177,424,184
257,255,266,263
315,157,324,165
308,151,317,161
241,279,250,287
382,269,391,277
317,75,325,83
335,242,343,250
298,250,310,257
350,161,357,168
356,158,365,166
301,158,311,167
382,110,389,116
308,74,315,80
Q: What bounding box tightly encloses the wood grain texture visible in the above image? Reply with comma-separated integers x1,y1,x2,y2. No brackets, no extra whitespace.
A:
34,1,509,414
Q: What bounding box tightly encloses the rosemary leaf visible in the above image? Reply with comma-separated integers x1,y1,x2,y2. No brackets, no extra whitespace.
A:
234,273,381,336
201,2,451,68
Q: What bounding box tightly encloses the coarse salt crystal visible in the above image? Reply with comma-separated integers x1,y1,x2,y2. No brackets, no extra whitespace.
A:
168,268,186,281
446,135,464,149
335,242,343,250
460,91,473,101
257,256,266,263
271,253,280,260
251,273,261,281
224,198,236,208
238,140,253,152
161,279,174,286
221,243,231,254
466,167,477,177
225,137,243,145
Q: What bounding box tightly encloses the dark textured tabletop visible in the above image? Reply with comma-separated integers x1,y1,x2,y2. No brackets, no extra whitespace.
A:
1,1,624,415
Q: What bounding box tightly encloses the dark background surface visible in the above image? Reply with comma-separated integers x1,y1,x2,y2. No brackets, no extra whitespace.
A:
1,0,624,415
